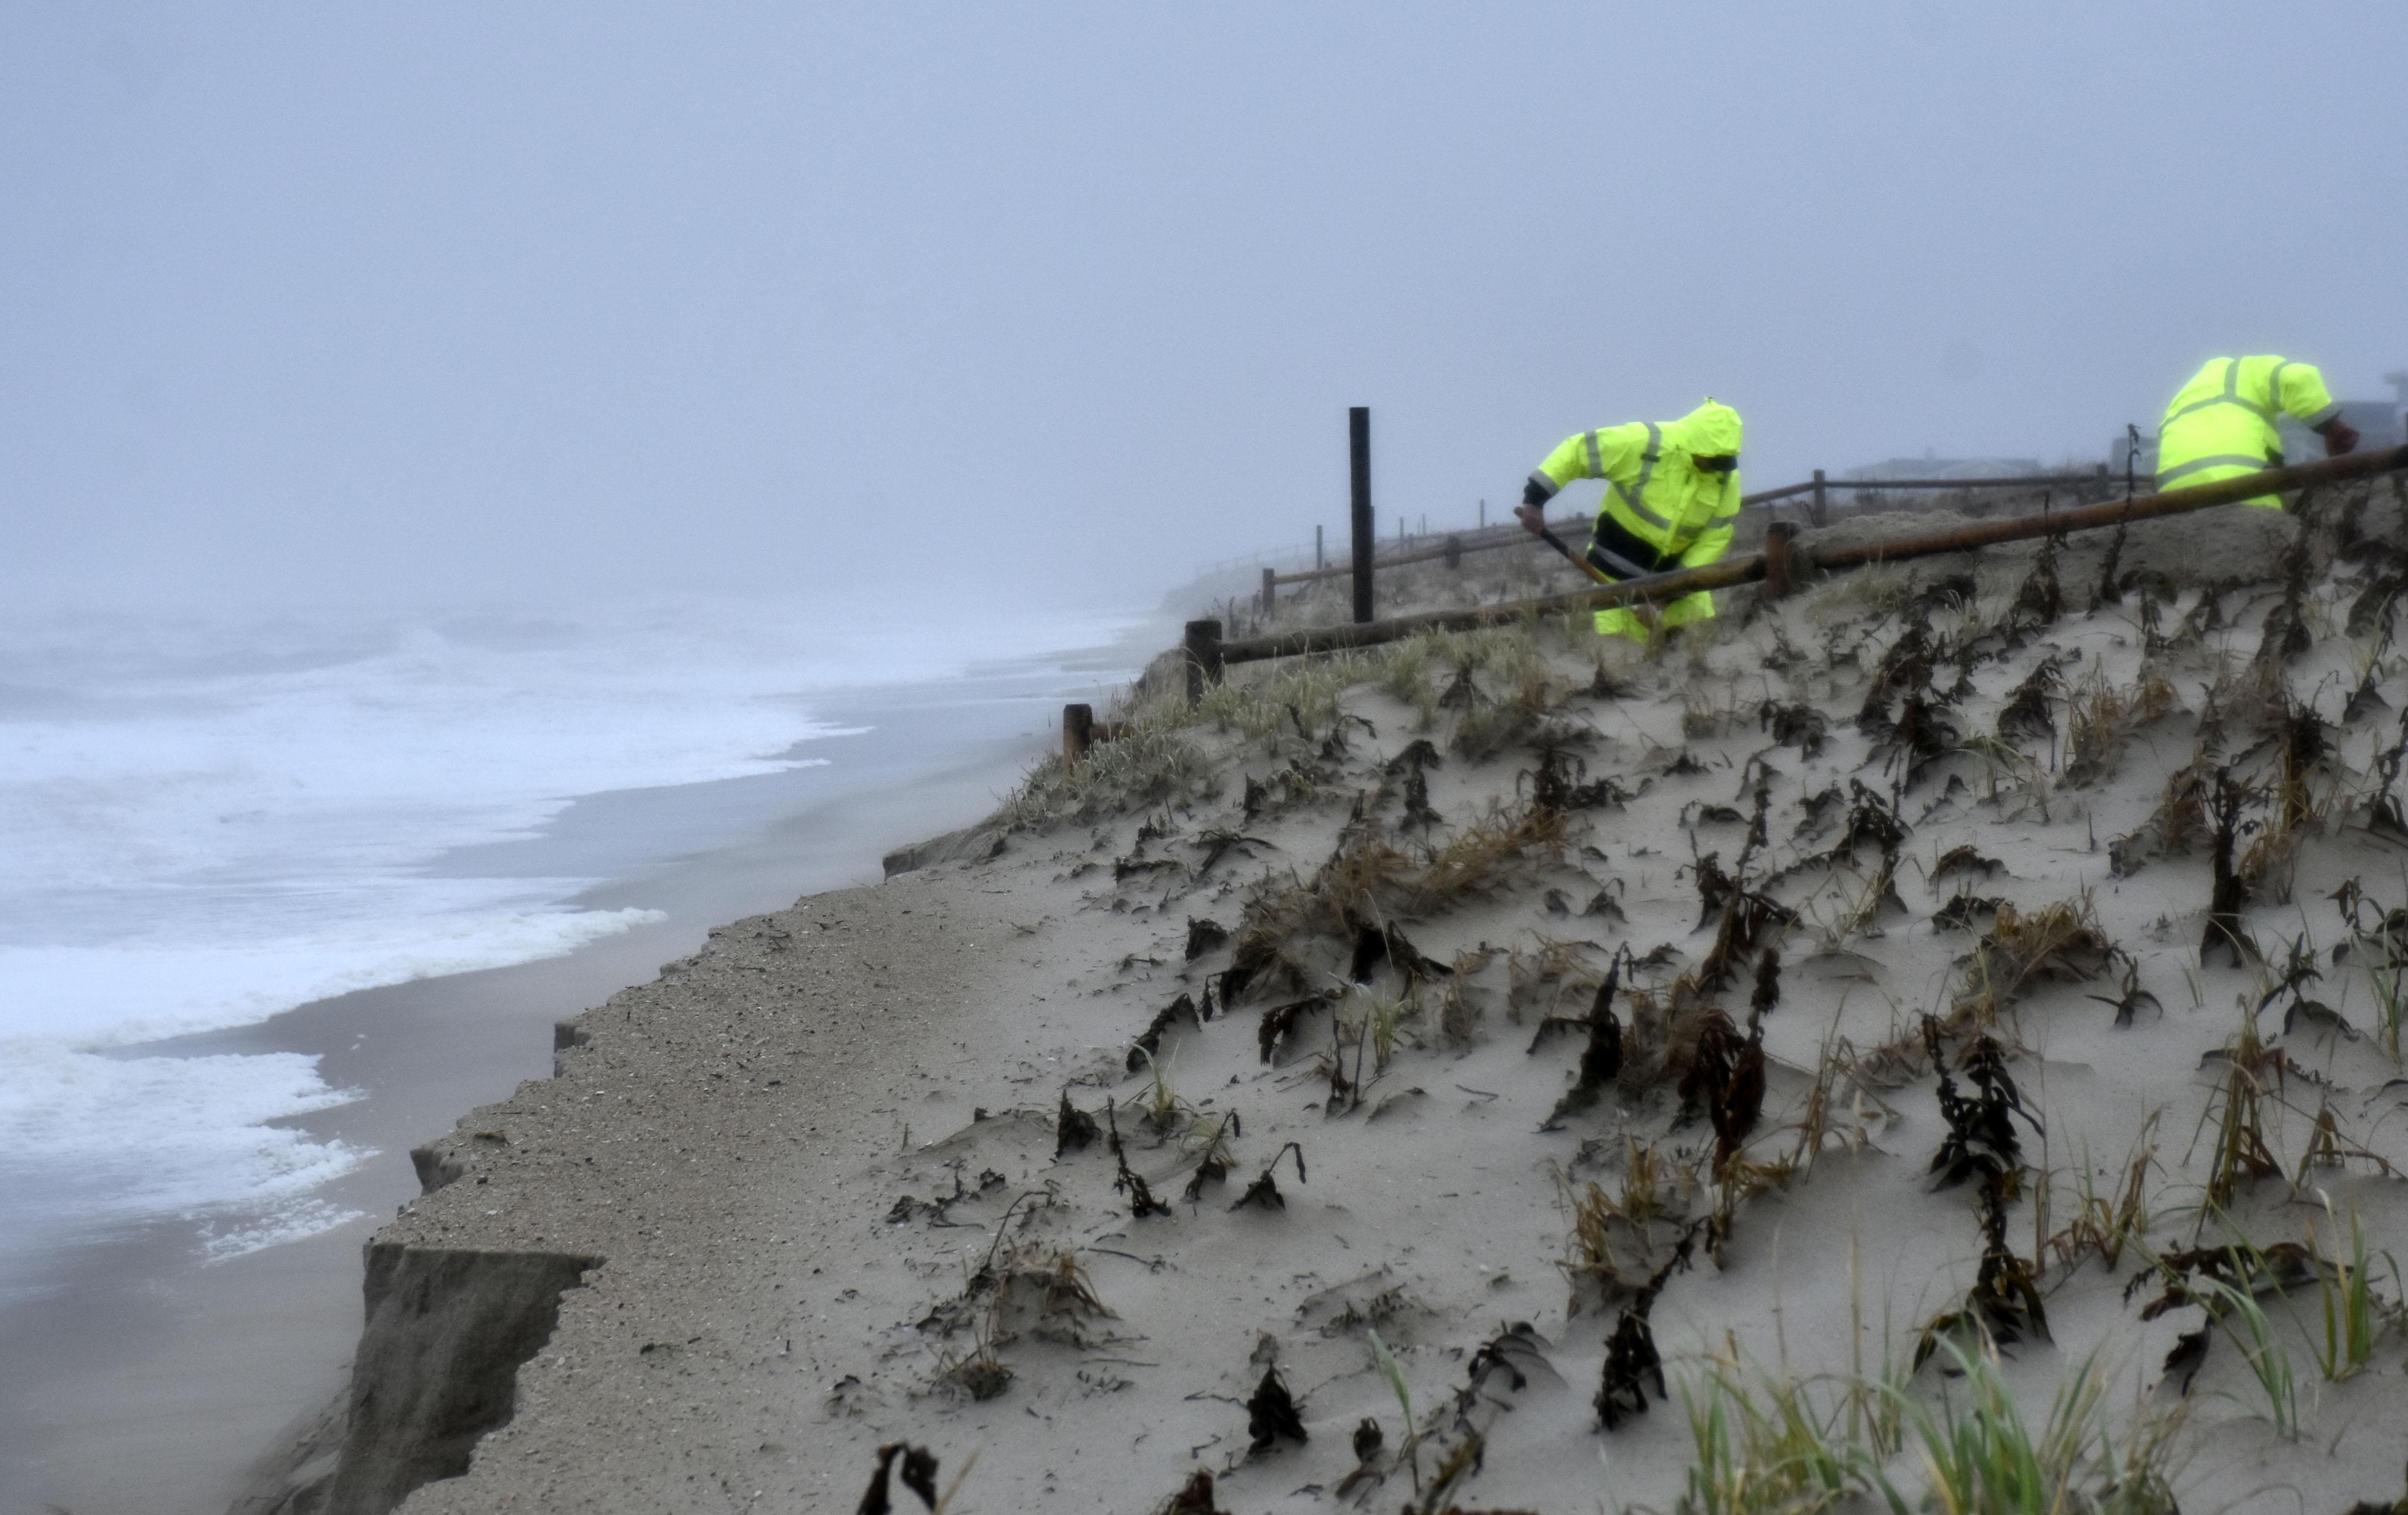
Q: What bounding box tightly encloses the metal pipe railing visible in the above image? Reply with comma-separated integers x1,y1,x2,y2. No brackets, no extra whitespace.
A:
1207,447,2407,668
1264,469,2116,588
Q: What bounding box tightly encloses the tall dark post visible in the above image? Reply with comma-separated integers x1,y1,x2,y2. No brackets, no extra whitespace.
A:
1349,407,1374,624
1182,618,1223,709
1761,521,1799,599
1315,524,1323,569
1063,703,1094,767
1810,468,1829,528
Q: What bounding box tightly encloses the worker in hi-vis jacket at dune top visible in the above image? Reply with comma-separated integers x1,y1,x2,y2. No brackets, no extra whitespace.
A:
2156,355,2358,507
1514,399,1743,643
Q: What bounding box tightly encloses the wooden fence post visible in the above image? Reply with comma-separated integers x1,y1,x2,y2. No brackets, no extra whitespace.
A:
1810,469,1828,527
1260,566,1275,613
1350,407,1374,624
1063,703,1094,767
1761,521,1799,599
1183,618,1223,708
1443,533,1462,569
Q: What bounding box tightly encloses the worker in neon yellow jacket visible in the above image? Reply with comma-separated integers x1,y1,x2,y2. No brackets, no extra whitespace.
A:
2156,356,2359,507
1514,399,1743,642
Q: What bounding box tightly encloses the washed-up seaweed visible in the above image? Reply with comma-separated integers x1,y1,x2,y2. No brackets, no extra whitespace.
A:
1182,1112,1240,1204
1526,745,1638,814
1996,660,2062,745
2202,765,2259,965
1055,1090,1100,1157
1673,1005,1766,1168
1925,1018,2035,1189
856,1443,940,1514
1185,917,1230,961
1151,1470,1233,1515
1193,828,1273,877
2084,959,2163,1028
1245,1366,1308,1450
1878,687,1962,786
1858,618,1936,734
1693,888,1790,994
2124,1239,2324,1320
1758,700,1828,757
1104,1099,1171,1219
1932,844,2006,884
2008,531,2063,632
1914,1170,2049,1369
1595,1226,1697,1429
1716,1016,1767,1169
1533,947,1630,1129
2093,519,2128,608
1231,1141,1306,1212
1347,915,1454,986
1260,991,1336,1063
1932,894,2006,932
1748,946,1781,1021
1127,992,1203,1073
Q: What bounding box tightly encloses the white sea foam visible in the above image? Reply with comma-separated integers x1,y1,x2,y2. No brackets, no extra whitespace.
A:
0,593,1141,1279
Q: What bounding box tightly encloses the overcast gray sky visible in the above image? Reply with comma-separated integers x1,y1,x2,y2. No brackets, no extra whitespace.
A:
4,3,2403,617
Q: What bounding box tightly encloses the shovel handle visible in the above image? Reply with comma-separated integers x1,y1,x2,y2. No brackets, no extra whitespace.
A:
1537,528,1615,586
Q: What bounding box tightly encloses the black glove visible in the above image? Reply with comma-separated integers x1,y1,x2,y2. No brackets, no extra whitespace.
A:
1521,479,1551,509
2321,418,2361,457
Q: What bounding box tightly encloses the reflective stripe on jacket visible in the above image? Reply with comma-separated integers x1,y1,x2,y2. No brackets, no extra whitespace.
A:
1524,416,1742,573
2156,355,2339,506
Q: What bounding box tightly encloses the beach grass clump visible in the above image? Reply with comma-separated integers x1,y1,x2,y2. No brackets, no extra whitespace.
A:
2184,1274,2299,1438
1897,1338,2181,1515
2331,881,2408,1061
1674,1357,1871,1515
2309,1199,2388,1382
984,1246,1115,1349
1224,798,1566,1009
2036,1117,2158,1277
2195,1041,2282,1213
1195,651,1374,751
2060,663,2178,788
1948,896,2117,1031
992,717,1219,828
1665,1342,2184,1515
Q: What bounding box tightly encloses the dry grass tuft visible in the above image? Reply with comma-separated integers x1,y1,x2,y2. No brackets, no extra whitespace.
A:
2060,662,2179,788
1948,896,2117,1032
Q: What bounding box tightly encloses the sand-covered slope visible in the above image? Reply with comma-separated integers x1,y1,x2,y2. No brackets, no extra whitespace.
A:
348,488,2408,1515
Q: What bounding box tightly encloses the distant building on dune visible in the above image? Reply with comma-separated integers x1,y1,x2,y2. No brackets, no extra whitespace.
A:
2111,369,2407,480
1842,450,2045,484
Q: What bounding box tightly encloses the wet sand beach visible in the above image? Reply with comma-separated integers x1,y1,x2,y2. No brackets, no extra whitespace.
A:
0,657,1137,1515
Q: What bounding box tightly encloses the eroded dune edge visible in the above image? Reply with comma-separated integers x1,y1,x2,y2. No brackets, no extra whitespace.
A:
249,490,2408,1515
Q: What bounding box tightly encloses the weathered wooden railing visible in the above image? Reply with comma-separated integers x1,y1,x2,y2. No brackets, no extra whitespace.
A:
1062,447,2407,764
1254,465,2126,607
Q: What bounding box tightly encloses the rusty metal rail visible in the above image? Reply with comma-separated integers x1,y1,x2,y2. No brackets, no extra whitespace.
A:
1264,467,2118,591
1191,446,2408,674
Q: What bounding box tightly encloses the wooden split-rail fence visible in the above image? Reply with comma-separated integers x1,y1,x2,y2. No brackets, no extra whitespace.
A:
1062,444,2408,769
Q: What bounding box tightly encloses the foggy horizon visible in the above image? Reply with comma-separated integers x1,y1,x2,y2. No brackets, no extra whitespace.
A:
6,4,2404,619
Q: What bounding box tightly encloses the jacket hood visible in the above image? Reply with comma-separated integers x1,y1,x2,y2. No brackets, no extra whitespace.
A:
1670,399,1742,459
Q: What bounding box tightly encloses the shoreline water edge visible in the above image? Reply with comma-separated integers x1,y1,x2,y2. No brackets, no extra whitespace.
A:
0,605,1165,1515
213,495,2408,1515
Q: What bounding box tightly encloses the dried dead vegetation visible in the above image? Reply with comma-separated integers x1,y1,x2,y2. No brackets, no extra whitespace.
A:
919,492,2408,1503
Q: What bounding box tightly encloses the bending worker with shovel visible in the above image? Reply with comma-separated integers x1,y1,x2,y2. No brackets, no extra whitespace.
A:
1513,398,1744,643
